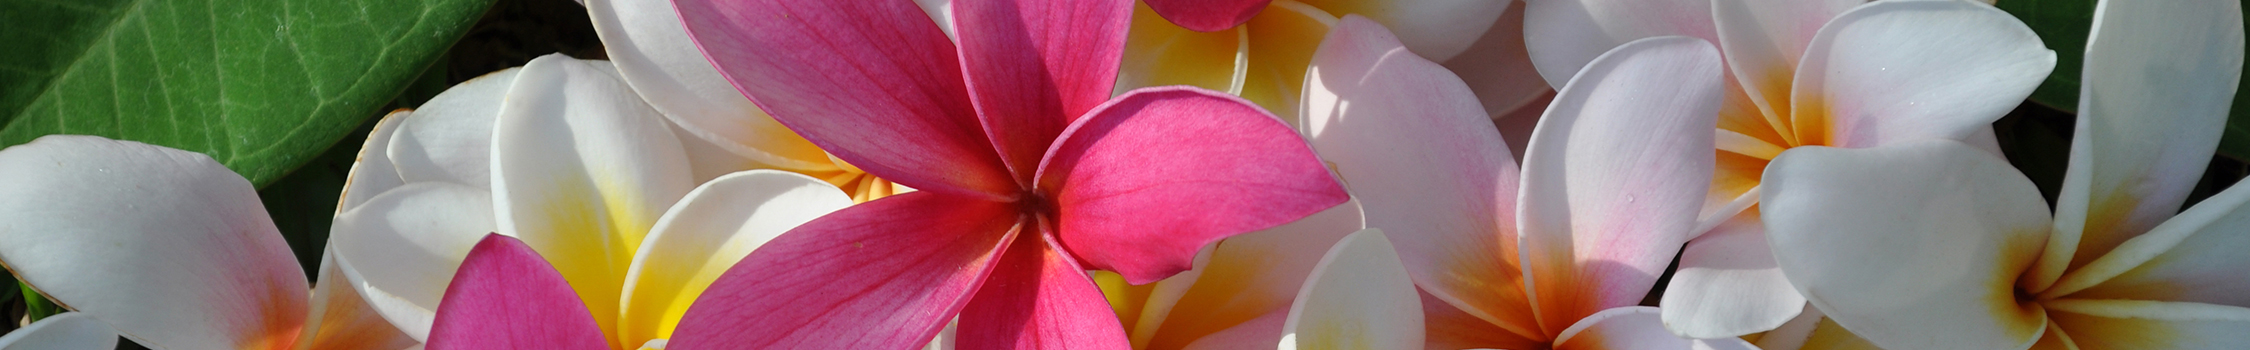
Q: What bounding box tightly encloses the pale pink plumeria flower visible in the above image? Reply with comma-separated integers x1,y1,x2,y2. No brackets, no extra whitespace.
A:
644,0,1352,348
1521,0,2058,337
0,135,419,350
1275,16,1752,349
1757,1,2250,349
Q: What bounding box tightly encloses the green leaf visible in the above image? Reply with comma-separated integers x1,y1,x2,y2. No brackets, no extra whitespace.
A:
0,0,496,187
1997,0,2250,160
18,278,58,323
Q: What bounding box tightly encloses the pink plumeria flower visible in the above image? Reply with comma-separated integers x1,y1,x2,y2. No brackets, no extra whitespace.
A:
1522,0,2057,337
1758,1,2250,349
1276,16,1748,349
653,0,1350,348
0,135,420,349
581,0,923,202
1121,0,1549,125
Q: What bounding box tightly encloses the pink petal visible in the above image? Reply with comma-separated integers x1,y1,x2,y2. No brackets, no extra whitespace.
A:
1516,36,1724,330
957,228,1131,350
674,0,1014,197
1033,87,1349,284
425,234,607,350
1142,0,1273,32
666,192,1019,349
952,0,1132,181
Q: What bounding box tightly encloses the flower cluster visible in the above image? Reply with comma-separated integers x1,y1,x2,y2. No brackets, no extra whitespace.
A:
0,0,2241,349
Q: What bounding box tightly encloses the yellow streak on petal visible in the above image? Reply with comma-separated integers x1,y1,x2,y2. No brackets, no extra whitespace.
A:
1236,1,1336,125
1798,317,1884,350
1119,1,1243,96
1095,271,1154,335
527,187,645,347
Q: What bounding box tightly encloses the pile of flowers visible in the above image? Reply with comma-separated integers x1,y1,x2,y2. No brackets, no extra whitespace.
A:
0,0,2242,349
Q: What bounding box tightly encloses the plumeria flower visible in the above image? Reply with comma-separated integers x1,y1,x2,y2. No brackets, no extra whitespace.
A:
1522,0,2057,337
0,135,419,349
1122,0,1550,124
1282,16,1747,349
660,0,1350,348
580,0,921,202
335,53,855,349
1093,200,1367,350
1758,1,2249,348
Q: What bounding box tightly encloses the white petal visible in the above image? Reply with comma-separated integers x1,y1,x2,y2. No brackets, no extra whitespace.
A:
1551,306,1758,350
1134,200,1364,350
1759,140,2051,350
2044,179,2250,306
1298,0,1508,61
341,110,409,211
1789,0,2055,148
617,170,852,347
1522,0,1718,88
1279,229,1422,350
1439,0,1553,121
1517,35,1723,330
2034,0,2245,292
1300,15,1538,336
585,0,832,170
2045,299,2250,349
293,248,421,350
387,68,519,189
0,135,306,349
0,313,117,350
1710,0,1859,125
1661,212,1805,338
327,182,497,341
490,54,697,331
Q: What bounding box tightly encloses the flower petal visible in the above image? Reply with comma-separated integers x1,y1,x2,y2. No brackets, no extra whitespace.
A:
387,67,518,189
958,230,1131,350
340,110,408,211
1788,0,2054,148
1710,0,1858,128
954,0,1131,181
1298,0,1506,61
490,55,694,342
585,0,830,170
1551,306,1758,350
1237,0,1338,124
666,192,1016,349
425,234,609,350
0,135,306,350
1422,290,1548,350
294,248,421,350
1036,87,1347,285
2044,299,2250,349
1521,0,1718,89
1299,15,1537,337
1143,0,1272,32
1439,0,1552,121
1660,211,1806,338
674,0,1014,197
1115,1,1243,102
2044,180,2250,306
1278,229,1424,350
1139,200,1364,350
2034,0,2245,291
1759,140,2051,350
1517,36,1724,331
328,181,496,342
0,313,117,350
616,170,853,347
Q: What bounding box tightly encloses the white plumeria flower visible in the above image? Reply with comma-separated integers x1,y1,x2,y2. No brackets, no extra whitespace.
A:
0,135,420,349
1758,0,2247,348
1277,16,1751,349
329,53,854,349
1522,0,2058,338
